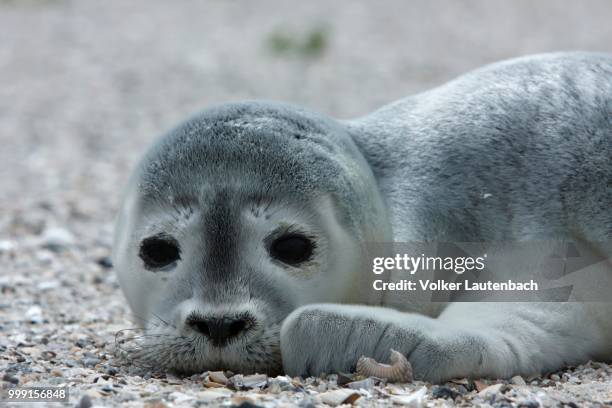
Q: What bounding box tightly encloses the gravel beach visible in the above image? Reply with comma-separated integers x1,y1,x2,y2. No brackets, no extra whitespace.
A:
1,1,612,406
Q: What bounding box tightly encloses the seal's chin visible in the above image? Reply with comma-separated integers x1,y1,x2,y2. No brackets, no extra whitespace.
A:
116,322,283,376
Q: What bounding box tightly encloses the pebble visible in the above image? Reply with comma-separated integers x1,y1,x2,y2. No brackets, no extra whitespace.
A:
144,400,168,408
478,382,506,397
143,384,159,394
119,390,138,401
511,375,527,386
37,281,60,290
336,372,354,386
267,382,282,394
517,400,540,408
40,227,74,251
267,375,293,393
106,366,119,376
65,359,78,367
77,395,93,408
2,373,19,384
96,256,113,269
50,368,63,377
25,305,43,324
230,374,268,389
33,249,53,264
431,385,460,400
83,357,101,367
456,384,469,394
75,339,90,348
0,240,15,253
198,389,233,402
169,391,194,403
346,377,375,391
390,386,427,406
208,370,229,385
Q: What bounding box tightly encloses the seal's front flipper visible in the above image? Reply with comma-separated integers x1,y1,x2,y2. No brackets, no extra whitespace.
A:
280,302,608,382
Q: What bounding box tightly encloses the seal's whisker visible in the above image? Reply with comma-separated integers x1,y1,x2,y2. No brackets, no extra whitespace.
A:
113,319,283,375
128,313,169,330
151,312,175,329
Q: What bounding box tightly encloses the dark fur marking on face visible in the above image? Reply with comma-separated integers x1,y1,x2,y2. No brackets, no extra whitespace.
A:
202,190,239,280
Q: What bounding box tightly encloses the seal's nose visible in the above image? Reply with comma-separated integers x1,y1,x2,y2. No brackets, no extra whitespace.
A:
186,313,255,347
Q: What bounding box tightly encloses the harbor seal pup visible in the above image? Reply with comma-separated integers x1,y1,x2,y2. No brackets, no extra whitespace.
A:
113,52,612,381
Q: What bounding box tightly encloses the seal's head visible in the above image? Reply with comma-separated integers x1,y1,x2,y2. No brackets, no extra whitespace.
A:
113,101,390,374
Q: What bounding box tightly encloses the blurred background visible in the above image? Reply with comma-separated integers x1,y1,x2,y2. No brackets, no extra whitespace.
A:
1,0,612,249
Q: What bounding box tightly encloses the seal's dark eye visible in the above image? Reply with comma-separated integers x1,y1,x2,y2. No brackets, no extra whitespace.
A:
139,235,180,269
269,234,314,265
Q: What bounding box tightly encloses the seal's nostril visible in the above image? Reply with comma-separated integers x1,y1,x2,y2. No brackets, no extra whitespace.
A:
187,313,255,347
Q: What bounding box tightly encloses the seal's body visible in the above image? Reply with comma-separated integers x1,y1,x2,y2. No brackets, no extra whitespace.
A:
114,52,612,381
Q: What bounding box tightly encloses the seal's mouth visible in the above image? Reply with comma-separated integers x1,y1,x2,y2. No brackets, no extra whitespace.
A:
114,322,283,376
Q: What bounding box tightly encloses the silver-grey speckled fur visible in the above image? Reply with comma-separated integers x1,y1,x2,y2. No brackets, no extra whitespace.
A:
114,52,612,382
349,52,612,243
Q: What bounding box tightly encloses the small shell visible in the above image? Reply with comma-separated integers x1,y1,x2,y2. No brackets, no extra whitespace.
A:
203,381,225,388
346,377,375,390
207,371,229,385
242,374,268,388
318,389,361,406
229,373,268,389
473,380,488,392
356,349,413,383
